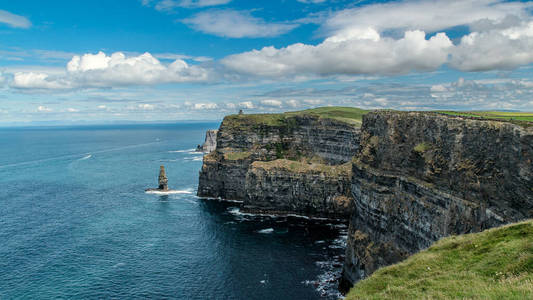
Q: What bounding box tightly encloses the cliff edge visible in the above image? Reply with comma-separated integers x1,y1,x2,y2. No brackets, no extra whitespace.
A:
341,111,533,289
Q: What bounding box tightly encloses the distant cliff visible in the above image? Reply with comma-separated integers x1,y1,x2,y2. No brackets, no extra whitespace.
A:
341,111,533,288
197,107,366,217
197,129,217,153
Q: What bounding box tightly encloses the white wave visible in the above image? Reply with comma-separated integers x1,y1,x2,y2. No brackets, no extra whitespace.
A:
79,154,92,160
258,228,274,234
184,156,203,161
168,148,196,153
202,197,244,204
145,189,194,195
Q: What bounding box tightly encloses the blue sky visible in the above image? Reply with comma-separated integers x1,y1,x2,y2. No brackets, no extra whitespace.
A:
1,0,533,124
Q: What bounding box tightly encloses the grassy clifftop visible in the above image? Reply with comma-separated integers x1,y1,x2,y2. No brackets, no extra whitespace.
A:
437,111,533,128
347,220,533,299
223,107,368,128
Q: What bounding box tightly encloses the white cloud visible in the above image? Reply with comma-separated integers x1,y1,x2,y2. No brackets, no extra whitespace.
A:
260,99,282,107
11,51,209,90
219,0,533,77
286,99,300,108
37,106,52,112
147,0,231,10
430,84,448,92
138,104,155,110
450,21,533,71
222,29,452,76
13,72,72,89
239,101,254,109
322,0,532,38
97,105,107,109
183,10,298,38
0,10,31,29
67,108,79,112
192,103,218,110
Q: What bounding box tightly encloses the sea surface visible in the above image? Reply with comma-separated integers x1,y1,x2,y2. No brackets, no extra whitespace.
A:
0,123,347,299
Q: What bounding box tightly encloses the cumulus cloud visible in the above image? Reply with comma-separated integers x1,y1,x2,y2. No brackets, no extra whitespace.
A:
183,10,298,38
220,0,533,77
222,29,452,76
239,101,254,109
450,21,533,71
0,10,31,28
11,51,209,90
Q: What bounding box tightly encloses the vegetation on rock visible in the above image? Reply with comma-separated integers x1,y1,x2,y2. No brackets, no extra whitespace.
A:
223,151,251,160
347,220,533,299
437,111,533,127
251,159,352,177
224,107,369,128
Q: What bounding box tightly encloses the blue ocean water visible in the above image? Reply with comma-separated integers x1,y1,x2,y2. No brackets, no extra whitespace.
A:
0,123,347,299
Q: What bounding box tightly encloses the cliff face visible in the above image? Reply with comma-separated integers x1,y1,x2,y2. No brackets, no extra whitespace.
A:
341,112,533,287
197,129,218,153
245,160,352,218
197,112,361,217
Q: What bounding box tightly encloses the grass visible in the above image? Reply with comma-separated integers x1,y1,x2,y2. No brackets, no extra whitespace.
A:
436,111,533,127
252,159,352,177
413,142,431,153
347,220,533,300
224,106,369,128
223,151,251,160
286,106,368,126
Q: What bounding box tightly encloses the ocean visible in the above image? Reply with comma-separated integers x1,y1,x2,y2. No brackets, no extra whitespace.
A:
0,123,347,299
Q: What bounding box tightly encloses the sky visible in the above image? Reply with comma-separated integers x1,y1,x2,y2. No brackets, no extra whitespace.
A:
1,0,533,125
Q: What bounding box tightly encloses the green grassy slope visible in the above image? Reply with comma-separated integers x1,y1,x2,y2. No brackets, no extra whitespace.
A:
224,107,369,128
437,111,533,127
286,106,368,125
347,220,533,299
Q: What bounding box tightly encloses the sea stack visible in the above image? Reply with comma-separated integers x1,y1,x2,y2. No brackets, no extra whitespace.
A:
146,165,170,192
158,165,168,191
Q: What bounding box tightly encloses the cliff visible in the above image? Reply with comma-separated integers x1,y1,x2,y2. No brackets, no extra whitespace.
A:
197,107,366,217
197,129,218,153
341,111,533,289
245,160,352,218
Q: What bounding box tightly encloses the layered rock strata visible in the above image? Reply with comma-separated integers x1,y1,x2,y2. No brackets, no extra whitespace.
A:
341,112,533,289
197,113,361,217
